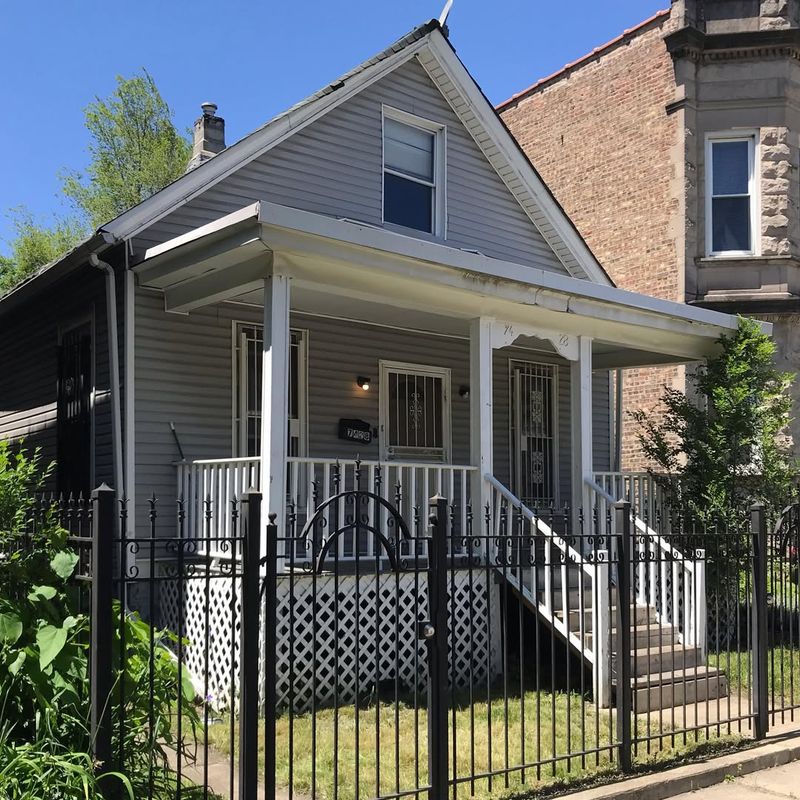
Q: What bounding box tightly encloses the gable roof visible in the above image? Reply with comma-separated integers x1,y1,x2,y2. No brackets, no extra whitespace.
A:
1,18,613,314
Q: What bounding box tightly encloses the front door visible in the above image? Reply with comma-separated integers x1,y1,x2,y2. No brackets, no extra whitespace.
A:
511,361,557,508
379,361,451,463
57,325,92,496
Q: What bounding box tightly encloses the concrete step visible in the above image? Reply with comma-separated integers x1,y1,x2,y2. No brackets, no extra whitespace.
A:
556,604,657,630
584,624,678,650
538,587,595,609
627,665,729,711
614,644,703,678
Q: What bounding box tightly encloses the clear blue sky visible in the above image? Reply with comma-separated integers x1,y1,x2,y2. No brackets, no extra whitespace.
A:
0,0,665,254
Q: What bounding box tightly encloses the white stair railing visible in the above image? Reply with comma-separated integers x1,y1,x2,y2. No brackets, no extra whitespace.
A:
484,475,612,705
585,477,706,650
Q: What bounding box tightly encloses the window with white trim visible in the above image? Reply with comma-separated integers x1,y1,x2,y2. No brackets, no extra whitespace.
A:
234,324,307,458
383,108,445,235
706,134,757,256
379,361,450,463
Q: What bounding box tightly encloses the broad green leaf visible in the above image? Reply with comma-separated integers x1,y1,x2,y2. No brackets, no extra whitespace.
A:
28,585,57,602
50,550,79,580
8,649,26,675
36,624,67,669
0,612,22,645
179,664,196,702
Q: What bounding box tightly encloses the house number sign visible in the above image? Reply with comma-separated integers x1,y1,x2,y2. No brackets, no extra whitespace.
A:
338,418,373,444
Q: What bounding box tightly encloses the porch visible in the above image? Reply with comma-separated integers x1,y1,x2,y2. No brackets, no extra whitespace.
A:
135,200,754,712
135,202,740,553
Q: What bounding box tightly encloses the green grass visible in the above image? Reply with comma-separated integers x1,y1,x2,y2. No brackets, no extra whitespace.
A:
710,646,800,706
207,691,742,800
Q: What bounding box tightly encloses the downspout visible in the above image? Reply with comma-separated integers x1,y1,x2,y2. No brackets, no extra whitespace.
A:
89,254,124,495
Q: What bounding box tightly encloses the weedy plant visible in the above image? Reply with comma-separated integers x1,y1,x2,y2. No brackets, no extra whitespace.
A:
0,442,203,798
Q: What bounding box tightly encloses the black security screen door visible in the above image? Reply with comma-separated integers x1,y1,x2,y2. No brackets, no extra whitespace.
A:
57,326,92,496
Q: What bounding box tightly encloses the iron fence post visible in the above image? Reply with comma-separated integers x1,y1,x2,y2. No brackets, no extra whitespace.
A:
427,495,449,800
263,510,279,800
90,483,115,773
614,500,633,772
239,491,262,799
751,502,769,740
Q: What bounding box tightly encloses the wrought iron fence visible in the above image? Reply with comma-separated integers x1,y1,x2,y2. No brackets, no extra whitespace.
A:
11,471,800,800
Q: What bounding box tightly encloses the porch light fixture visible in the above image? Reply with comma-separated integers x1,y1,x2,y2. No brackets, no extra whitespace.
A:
459,385,470,399
357,376,371,391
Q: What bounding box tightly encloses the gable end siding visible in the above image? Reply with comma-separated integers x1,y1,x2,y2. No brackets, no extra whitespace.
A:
134,59,566,276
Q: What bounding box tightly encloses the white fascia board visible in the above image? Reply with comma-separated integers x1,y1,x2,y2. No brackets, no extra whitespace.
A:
424,31,612,287
103,43,428,243
256,201,761,338
144,202,262,260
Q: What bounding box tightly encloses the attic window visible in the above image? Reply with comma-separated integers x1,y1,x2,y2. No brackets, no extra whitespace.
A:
383,108,445,236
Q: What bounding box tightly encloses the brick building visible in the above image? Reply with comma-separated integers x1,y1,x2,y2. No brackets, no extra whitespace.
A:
500,0,800,468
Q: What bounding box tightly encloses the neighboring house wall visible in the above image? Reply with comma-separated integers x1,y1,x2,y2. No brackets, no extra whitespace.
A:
499,13,682,469
133,58,569,279
133,290,611,534
0,267,116,492
501,2,800,466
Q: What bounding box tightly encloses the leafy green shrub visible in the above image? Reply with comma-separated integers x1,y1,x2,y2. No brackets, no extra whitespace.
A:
0,443,205,798
632,316,795,523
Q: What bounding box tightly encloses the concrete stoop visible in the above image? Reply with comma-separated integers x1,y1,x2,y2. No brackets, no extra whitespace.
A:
552,594,730,712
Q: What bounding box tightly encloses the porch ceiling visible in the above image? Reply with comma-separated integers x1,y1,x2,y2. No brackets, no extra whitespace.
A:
134,201,768,368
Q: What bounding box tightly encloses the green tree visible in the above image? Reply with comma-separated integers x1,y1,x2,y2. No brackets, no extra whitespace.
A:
632,316,795,522
62,70,191,229
0,209,86,295
0,70,189,297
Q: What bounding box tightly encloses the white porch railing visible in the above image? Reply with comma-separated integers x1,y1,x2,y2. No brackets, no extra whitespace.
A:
593,471,666,524
586,477,706,656
287,457,474,558
176,457,260,554
176,456,476,560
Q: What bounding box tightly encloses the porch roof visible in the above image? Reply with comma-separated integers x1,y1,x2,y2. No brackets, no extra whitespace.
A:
134,201,768,369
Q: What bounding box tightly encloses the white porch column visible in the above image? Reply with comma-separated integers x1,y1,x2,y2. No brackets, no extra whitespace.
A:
469,318,493,522
570,336,593,526
260,274,291,544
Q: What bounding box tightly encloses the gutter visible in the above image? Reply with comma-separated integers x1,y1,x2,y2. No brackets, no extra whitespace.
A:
89,254,124,498
0,230,115,319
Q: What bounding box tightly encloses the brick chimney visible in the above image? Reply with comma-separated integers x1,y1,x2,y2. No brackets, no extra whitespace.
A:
187,102,225,172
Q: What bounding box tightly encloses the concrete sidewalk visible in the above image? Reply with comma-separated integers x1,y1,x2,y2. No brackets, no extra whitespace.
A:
672,759,800,798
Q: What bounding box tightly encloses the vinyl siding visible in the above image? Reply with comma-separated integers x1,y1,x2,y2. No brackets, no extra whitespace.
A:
0,267,115,492
133,58,566,277
134,294,612,533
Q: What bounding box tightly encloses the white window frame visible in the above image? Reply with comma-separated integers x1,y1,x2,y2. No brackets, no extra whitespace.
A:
705,131,760,257
381,105,447,238
378,360,451,463
231,321,308,458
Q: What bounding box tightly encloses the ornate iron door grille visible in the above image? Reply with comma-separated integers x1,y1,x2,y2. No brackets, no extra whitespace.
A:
511,361,557,508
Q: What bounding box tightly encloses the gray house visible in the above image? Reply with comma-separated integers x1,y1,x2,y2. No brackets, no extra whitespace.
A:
0,19,755,707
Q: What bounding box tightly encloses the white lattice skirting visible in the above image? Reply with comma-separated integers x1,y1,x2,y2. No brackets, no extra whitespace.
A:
159,566,502,713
